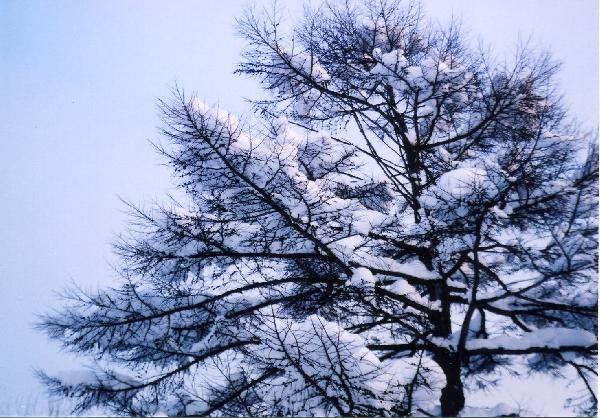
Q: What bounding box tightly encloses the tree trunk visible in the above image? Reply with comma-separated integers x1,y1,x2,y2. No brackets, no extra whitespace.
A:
434,352,465,417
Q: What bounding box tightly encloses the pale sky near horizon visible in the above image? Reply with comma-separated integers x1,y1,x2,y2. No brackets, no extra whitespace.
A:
0,0,597,415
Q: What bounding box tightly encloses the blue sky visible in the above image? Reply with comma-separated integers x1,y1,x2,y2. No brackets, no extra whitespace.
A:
0,0,597,414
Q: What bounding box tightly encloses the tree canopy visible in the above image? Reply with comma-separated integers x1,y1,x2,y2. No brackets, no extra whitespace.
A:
38,1,597,416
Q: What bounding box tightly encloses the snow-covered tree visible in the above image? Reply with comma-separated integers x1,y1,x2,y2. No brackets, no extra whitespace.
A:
38,1,597,416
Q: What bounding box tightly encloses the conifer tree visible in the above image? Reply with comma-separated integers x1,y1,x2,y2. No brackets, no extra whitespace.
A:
39,1,597,415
